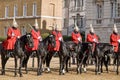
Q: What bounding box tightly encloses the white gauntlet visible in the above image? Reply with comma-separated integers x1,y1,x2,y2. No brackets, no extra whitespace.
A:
17,36,20,38
118,39,120,43
78,37,81,41
59,37,62,41
38,36,42,41
12,33,15,37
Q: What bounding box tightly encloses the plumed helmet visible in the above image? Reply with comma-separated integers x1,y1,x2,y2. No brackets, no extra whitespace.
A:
34,19,39,29
90,24,94,33
74,23,79,31
13,18,18,28
113,24,118,33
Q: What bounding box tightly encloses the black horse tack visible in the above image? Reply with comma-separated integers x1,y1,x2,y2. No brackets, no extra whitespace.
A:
1,33,33,77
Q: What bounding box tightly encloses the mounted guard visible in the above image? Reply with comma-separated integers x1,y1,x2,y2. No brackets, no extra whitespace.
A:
26,19,42,51
86,24,99,53
2,18,21,51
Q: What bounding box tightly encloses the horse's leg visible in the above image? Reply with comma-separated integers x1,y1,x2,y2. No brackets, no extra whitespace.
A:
1,55,9,75
104,56,109,73
24,56,29,74
83,55,88,73
98,58,101,75
113,53,117,71
37,55,41,75
32,57,35,68
116,54,119,75
19,57,24,77
65,57,69,72
14,56,18,77
76,57,80,74
95,57,98,75
46,52,53,72
58,52,63,75
42,57,45,72
101,58,103,73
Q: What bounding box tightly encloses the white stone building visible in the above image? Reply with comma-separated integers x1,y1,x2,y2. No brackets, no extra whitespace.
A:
63,0,86,36
63,0,120,42
86,0,120,42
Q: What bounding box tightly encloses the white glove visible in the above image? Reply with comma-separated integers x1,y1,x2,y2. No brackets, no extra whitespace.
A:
59,37,62,41
118,39,120,43
38,36,42,41
12,33,15,37
78,37,81,41
93,38,96,42
17,36,20,38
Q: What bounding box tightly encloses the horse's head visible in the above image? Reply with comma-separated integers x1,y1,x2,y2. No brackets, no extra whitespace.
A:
48,34,56,48
25,33,34,48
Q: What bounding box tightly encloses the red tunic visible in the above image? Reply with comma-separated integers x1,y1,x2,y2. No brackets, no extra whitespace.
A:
48,31,62,51
71,31,82,44
87,33,98,43
2,27,21,50
110,33,120,52
26,29,41,51
86,33,98,52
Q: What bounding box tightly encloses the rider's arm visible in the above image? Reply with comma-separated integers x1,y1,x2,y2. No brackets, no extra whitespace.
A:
72,32,77,41
7,28,13,38
87,34,93,42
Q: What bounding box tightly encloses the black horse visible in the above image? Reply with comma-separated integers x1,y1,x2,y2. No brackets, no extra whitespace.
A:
76,42,93,74
113,43,120,75
58,41,70,75
22,34,56,75
1,33,33,77
65,41,82,74
94,43,114,75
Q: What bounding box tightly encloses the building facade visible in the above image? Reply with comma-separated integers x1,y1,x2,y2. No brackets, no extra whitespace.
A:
86,0,120,42
0,0,63,37
63,0,86,36
63,0,120,42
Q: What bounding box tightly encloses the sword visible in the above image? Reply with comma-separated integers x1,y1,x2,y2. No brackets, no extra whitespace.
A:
28,24,34,30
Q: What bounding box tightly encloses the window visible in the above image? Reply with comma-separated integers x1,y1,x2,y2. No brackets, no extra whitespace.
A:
23,4,27,16
96,3,103,24
21,27,26,35
111,2,114,18
116,3,120,17
4,27,8,36
33,3,37,16
111,0,120,18
5,6,9,18
97,4,102,18
14,5,18,17
111,1,120,23
73,0,84,11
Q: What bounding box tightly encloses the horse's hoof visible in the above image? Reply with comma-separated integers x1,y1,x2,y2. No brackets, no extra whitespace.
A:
14,75,18,77
37,73,42,76
1,72,5,75
59,73,62,75
83,68,87,73
46,67,51,73
117,72,119,75
62,69,66,74
20,75,23,77
98,72,101,75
